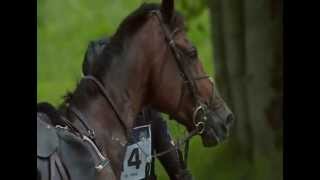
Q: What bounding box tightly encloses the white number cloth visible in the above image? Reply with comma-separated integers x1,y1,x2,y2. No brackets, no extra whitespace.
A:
121,125,152,180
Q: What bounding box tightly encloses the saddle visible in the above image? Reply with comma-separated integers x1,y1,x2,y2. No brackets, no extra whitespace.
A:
37,103,106,180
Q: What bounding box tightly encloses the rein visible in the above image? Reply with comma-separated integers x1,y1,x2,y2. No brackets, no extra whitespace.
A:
82,76,130,138
150,126,199,158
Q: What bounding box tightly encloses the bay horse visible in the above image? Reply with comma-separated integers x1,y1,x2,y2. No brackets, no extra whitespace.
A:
37,0,234,180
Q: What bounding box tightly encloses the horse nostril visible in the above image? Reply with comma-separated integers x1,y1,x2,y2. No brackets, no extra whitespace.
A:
226,114,234,125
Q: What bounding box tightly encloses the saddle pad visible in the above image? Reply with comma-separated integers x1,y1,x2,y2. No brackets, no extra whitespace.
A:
37,113,59,158
121,124,152,180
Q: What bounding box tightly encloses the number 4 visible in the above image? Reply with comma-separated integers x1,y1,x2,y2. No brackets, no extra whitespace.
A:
128,148,141,169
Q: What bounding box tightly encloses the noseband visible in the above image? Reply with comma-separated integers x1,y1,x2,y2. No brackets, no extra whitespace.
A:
151,10,215,135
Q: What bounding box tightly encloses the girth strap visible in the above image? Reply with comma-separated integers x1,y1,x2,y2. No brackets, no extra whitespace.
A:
50,152,69,180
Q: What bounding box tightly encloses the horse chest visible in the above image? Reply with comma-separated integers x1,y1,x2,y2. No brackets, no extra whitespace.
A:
121,124,152,180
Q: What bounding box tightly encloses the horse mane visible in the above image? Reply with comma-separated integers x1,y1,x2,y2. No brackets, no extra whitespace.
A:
91,3,161,79
91,3,182,78
60,3,181,108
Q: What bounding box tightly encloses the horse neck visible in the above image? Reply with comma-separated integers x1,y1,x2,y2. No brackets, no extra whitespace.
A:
101,49,151,130
64,83,136,178
65,43,152,178
98,41,155,177
101,15,164,118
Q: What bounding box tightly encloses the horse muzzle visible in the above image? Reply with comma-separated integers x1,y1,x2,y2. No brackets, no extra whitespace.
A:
199,108,234,147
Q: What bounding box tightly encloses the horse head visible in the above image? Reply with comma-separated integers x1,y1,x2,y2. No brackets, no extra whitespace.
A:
86,0,234,147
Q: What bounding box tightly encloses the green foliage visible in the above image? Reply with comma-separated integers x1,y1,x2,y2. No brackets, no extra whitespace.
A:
178,0,207,21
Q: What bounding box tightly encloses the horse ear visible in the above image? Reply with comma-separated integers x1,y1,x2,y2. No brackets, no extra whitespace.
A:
82,42,95,75
160,0,175,24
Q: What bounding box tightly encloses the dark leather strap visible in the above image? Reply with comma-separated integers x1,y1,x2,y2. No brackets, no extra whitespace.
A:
49,152,69,180
50,153,60,180
69,106,95,140
151,10,198,103
53,153,69,180
82,75,129,138
50,155,55,180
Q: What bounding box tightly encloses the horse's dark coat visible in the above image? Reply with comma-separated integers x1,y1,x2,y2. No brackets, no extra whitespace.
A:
85,3,182,81
83,38,110,76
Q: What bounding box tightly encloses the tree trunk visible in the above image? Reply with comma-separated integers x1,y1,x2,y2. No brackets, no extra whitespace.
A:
208,0,282,179
208,0,253,159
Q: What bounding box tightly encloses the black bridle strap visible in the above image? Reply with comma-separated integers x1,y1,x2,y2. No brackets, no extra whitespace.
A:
169,80,186,120
169,75,211,120
82,75,129,138
152,10,209,109
151,11,197,97
193,75,210,81
150,11,216,169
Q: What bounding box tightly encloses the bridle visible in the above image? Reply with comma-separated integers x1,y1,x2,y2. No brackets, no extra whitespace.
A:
148,10,219,167
151,10,215,136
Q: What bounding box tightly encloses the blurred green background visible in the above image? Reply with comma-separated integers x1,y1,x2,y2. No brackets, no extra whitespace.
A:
38,0,283,179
